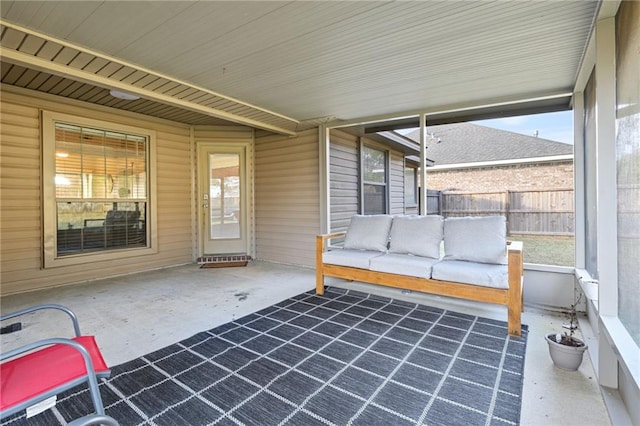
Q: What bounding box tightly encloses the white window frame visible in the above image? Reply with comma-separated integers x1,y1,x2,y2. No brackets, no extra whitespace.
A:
42,110,158,268
361,143,389,215
574,11,640,397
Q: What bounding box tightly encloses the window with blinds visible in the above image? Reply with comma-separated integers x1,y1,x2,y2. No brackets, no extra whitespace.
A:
42,111,156,267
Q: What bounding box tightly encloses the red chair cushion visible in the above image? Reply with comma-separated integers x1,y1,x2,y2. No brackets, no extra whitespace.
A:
0,336,109,412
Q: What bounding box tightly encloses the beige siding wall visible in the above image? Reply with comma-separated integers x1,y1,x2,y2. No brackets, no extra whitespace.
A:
389,151,405,215
194,127,254,141
0,88,193,295
254,128,320,268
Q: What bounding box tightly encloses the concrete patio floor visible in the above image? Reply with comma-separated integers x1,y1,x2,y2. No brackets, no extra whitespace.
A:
1,261,610,425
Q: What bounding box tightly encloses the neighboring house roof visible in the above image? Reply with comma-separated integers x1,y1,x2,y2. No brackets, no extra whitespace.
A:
404,123,573,166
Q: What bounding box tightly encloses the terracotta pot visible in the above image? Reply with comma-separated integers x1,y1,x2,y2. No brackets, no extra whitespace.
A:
545,333,588,371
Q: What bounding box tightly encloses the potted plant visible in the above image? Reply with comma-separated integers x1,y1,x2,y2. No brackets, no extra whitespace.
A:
545,293,588,371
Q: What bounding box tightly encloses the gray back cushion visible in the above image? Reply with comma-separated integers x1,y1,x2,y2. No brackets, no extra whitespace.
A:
389,215,443,259
443,216,507,264
343,214,393,252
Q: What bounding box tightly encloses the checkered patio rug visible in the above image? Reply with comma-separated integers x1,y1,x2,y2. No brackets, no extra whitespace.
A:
3,287,528,426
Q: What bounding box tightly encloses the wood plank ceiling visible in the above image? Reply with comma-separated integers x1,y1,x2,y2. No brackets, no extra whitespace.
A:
1,1,599,134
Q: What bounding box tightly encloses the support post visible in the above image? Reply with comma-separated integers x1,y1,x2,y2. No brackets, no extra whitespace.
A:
419,114,428,215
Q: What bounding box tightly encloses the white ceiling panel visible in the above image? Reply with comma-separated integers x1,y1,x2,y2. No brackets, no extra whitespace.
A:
1,0,600,128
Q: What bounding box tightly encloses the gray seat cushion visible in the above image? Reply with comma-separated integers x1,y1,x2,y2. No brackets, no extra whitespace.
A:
323,249,384,270
431,259,508,289
369,253,440,279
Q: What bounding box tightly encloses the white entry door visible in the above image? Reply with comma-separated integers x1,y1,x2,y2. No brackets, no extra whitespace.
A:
198,143,249,255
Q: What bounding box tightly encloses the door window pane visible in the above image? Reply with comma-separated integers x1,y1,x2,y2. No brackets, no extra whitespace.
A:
209,153,240,239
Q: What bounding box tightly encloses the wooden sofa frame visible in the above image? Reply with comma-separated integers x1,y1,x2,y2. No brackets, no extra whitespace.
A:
316,232,524,336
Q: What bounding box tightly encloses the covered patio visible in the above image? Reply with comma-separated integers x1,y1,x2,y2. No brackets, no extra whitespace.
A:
1,1,638,424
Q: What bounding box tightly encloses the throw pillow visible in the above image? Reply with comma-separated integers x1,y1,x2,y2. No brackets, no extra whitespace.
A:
389,215,443,259
443,215,507,264
343,214,393,252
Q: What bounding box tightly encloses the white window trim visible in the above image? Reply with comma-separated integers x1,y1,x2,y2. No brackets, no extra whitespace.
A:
573,10,640,399
360,143,389,214
42,110,158,268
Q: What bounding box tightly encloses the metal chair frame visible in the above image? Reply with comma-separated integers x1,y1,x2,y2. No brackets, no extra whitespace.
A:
0,304,118,426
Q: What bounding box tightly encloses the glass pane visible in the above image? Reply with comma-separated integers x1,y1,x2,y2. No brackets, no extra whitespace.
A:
405,168,417,205
57,202,146,255
616,8,640,345
55,124,83,198
54,121,149,257
128,135,147,199
363,146,386,183
209,153,240,239
364,184,386,214
584,72,598,277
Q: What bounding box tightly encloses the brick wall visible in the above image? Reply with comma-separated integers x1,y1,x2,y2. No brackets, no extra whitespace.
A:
425,161,574,192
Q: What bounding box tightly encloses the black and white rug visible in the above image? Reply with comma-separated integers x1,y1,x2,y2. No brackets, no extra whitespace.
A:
4,287,528,426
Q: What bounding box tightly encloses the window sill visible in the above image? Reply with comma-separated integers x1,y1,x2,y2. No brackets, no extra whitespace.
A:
524,263,574,274
575,268,599,303
44,246,157,268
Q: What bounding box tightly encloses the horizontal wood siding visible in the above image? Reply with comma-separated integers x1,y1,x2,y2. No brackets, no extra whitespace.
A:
254,128,319,267
0,88,193,295
329,131,408,231
194,126,254,141
389,150,405,215
330,129,359,232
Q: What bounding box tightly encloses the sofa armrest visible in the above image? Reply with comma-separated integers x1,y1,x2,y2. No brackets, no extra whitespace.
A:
316,232,347,295
507,240,523,253
316,232,347,253
318,232,347,242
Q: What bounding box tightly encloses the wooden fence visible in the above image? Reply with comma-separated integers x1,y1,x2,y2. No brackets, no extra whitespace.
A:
431,189,574,235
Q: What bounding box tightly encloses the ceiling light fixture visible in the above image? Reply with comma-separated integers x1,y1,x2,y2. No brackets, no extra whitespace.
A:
109,89,140,101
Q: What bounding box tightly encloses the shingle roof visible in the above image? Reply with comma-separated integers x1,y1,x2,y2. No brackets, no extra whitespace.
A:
404,123,573,166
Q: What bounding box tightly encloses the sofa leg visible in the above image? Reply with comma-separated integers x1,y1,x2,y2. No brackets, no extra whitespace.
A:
507,304,521,336
507,282,522,336
507,286,523,335
315,271,325,295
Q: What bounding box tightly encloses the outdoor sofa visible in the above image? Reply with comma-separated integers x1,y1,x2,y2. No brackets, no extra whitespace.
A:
316,214,524,336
